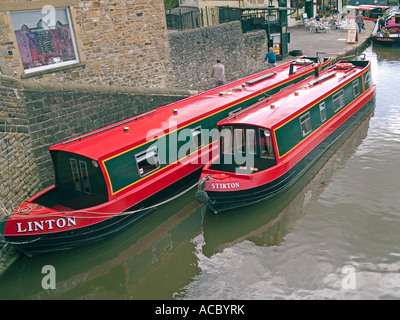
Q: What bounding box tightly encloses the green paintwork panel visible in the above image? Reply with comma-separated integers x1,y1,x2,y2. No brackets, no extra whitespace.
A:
0,219,5,235
102,69,333,195
275,75,364,157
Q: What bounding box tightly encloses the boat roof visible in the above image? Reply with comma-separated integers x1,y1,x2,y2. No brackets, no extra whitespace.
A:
218,61,370,130
346,5,389,9
49,58,322,160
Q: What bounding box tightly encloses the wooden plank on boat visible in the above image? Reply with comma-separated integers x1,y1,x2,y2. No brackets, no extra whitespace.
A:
245,72,276,85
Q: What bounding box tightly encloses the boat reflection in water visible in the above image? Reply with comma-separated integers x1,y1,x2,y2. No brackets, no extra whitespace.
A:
199,98,375,257
0,98,374,299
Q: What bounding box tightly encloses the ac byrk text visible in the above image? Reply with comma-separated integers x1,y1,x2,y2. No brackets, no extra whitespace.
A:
155,304,245,317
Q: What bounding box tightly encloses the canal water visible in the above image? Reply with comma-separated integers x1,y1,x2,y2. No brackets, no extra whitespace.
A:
1,44,400,300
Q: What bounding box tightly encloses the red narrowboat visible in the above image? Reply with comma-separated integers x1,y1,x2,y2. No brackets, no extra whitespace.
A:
0,57,331,256
345,5,390,21
196,60,376,214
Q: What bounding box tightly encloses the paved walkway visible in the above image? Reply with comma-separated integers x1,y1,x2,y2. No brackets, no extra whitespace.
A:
280,19,375,65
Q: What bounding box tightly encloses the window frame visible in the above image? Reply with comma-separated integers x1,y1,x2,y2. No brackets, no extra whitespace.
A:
221,126,233,155
319,101,327,123
259,128,275,159
353,79,361,97
332,89,345,112
299,112,312,137
135,146,160,178
79,160,91,194
191,126,203,150
11,7,80,74
246,129,256,155
70,158,81,192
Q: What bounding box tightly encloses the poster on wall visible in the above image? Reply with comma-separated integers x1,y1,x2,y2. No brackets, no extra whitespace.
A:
10,7,79,74
346,29,358,43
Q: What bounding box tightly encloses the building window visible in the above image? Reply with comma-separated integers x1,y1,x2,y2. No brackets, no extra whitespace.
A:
11,7,79,74
300,112,312,137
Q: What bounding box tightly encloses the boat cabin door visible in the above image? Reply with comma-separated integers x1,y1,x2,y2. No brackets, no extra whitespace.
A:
219,125,276,174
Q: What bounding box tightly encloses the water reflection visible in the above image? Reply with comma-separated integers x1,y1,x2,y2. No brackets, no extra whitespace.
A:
0,93,375,299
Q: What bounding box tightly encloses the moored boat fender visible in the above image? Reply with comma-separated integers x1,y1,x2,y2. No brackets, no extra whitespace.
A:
195,189,209,204
335,62,353,69
195,176,210,204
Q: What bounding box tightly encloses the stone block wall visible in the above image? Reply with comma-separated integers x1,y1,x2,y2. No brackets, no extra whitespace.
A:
0,76,40,214
169,21,268,91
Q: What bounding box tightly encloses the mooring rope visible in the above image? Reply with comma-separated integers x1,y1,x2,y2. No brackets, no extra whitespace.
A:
5,181,200,220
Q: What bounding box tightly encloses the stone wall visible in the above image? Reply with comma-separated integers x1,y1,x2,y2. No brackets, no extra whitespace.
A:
0,0,173,88
0,76,40,214
0,74,194,212
1,2,268,92
169,21,268,91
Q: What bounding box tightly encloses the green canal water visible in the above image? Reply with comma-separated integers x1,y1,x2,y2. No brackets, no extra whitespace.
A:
1,44,400,300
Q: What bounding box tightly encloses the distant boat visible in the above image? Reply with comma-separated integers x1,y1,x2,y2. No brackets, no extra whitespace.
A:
372,7,400,46
0,56,331,256
344,4,390,21
196,60,376,214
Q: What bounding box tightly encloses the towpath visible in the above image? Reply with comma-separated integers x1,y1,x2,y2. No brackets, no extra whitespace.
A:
280,19,375,64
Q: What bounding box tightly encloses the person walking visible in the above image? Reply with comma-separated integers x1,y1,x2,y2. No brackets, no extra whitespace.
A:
211,59,225,87
355,11,364,34
264,47,276,69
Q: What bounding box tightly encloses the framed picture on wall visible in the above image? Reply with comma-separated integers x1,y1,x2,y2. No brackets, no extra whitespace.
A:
11,7,79,74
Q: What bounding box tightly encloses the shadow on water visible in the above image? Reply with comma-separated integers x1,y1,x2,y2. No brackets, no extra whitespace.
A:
0,96,376,300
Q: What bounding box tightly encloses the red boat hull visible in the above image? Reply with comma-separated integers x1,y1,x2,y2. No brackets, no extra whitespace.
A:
197,75,376,213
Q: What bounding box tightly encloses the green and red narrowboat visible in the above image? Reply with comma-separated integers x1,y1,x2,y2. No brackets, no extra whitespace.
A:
345,5,390,21
0,57,331,256
196,60,376,214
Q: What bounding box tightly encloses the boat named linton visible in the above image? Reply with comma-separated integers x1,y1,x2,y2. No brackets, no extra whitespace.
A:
196,60,376,214
0,56,331,256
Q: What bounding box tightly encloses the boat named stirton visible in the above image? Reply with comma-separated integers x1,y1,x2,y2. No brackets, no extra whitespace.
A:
196,59,376,214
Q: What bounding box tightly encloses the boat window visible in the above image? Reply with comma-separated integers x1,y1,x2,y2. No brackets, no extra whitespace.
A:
70,158,81,192
332,90,345,112
221,126,233,154
364,71,372,87
319,102,327,123
259,129,275,159
79,161,91,194
353,80,360,97
135,146,160,177
246,129,256,155
191,126,203,150
235,129,245,153
300,112,312,137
